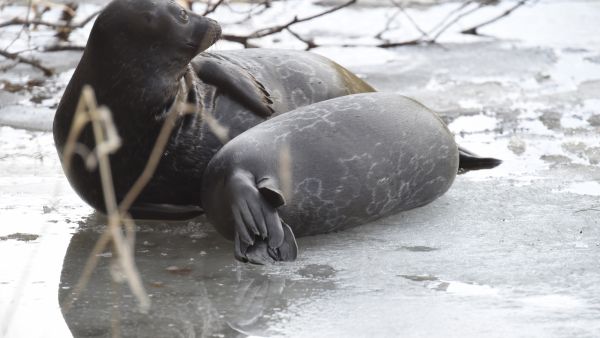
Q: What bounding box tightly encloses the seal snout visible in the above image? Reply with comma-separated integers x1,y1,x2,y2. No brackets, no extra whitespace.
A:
189,14,222,54
209,18,222,41
207,18,222,45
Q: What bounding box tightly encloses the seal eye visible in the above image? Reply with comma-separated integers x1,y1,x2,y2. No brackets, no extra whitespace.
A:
179,9,189,22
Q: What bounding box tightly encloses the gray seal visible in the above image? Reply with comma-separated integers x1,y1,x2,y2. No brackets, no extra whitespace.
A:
52,0,375,219
201,93,469,264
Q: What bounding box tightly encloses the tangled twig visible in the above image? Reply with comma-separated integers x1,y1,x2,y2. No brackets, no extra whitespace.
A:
0,0,532,75
0,8,100,29
222,0,356,47
0,49,53,75
203,0,226,16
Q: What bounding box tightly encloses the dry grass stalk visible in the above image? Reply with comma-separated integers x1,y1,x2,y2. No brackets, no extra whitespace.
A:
61,85,150,313
278,144,293,202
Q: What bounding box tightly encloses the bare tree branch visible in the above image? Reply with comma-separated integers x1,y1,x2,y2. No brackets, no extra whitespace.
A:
374,4,402,40
3,0,33,52
41,44,85,52
375,39,421,48
428,0,475,37
286,28,317,50
0,9,101,29
461,0,528,35
0,49,53,75
229,1,272,25
376,0,527,48
0,7,100,75
222,0,356,47
390,0,429,38
252,0,356,38
203,0,226,16
429,2,484,42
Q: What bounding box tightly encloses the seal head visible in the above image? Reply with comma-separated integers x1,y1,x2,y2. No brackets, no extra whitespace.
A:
93,0,221,66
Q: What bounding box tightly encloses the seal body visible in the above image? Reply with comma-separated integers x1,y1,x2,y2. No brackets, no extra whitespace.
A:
201,93,459,263
52,0,374,218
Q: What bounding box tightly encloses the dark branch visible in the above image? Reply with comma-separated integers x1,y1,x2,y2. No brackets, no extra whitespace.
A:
230,1,272,25
374,5,401,40
0,7,100,76
251,0,356,38
0,49,53,76
42,45,85,52
286,28,317,50
375,39,422,48
203,0,226,16
221,0,356,46
390,0,429,38
0,9,100,29
429,2,484,42
220,33,250,47
427,0,474,37
461,0,528,35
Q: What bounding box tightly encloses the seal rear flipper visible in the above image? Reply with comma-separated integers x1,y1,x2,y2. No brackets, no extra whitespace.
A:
267,221,298,262
257,177,286,207
128,203,204,220
193,57,274,117
235,223,298,265
228,172,297,264
458,146,502,174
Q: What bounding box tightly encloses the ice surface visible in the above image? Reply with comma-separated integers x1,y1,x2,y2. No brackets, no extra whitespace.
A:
1,1,600,337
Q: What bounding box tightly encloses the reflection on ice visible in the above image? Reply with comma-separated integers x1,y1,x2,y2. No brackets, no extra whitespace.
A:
58,215,337,337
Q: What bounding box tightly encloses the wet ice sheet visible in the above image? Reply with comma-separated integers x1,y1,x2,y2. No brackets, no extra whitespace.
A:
1,0,600,337
0,128,89,338
53,174,600,338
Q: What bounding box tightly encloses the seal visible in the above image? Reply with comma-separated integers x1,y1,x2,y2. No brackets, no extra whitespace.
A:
52,0,375,219
201,93,499,264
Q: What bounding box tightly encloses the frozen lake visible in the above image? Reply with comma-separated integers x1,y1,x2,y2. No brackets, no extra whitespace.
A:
1,0,599,337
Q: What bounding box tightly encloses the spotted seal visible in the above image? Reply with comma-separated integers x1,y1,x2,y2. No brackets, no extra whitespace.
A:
201,93,501,263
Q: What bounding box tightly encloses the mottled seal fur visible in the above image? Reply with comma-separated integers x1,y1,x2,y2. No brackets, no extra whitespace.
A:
52,0,375,218
201,93,462,263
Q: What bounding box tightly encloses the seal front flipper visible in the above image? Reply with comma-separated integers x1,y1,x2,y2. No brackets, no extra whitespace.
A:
458,146,502,174
227,171,298,264
192,57,274,117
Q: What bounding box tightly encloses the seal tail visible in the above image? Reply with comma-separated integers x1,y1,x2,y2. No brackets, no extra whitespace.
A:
228,172,298,264
458,146,502,174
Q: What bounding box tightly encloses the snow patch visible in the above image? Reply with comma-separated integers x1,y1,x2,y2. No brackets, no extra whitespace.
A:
559,181,600,196
520,294,585,310
429,280,500,297
448,114,498,133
